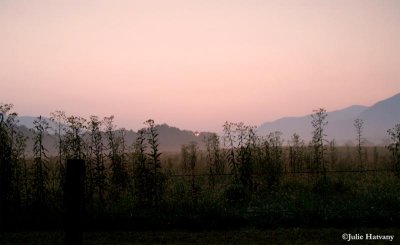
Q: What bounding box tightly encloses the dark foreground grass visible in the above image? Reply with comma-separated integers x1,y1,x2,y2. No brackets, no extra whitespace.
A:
1,228,399,245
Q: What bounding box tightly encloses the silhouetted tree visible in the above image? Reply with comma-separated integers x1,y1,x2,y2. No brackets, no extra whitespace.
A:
0,104,21,229
387,124,400,176
87,116,106,204
132,129,150,206
204,133,223,188
182,141,198,203
288,133,305,173
13,131,28,209
104,116,128,199
117,128,129,184
354,118,364,168
181,144,190,172
373,146,379,168
32,116,50,207
265,131,284,188
311,108,328,181
223,122,256,203
237,123,256,194
329,140,338,168
145,119,165,208
49,110,67,193
223,122,237,180
64,115,87,160
6,112,26,211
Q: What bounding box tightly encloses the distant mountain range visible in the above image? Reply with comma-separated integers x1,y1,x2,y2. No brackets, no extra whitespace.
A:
16,121,212,156
15,92,400,154
257,93,400,145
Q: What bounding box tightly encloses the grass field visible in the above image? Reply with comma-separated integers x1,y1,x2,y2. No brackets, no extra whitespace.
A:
2,113,400,244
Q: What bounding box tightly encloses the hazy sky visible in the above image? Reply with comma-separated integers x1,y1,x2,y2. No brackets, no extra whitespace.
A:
1,0,400,132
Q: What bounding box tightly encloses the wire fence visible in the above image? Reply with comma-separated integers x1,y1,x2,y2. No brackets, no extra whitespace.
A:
14,167,397,182
167,168,397,177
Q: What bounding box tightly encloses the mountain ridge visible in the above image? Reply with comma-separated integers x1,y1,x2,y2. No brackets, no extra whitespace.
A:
14,93,400,150
258,93,400,145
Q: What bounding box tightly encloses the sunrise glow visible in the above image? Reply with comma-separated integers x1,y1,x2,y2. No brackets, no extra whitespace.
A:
1,0,399,131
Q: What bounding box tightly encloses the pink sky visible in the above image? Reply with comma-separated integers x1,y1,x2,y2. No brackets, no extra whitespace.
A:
1,0,400,132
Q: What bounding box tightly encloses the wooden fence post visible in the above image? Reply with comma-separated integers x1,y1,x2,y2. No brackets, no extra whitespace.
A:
0,157,4,231
64,159,85,245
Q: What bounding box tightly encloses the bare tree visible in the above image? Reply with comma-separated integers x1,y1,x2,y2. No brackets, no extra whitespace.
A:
49,111,67,199
266,131,284,188
132,129,150,206
49,111,66,180
329,140,338,168
204,133,223,188
104,116,128,199
32,116,49,207
64,115,87,160
4,111,26,211
223,122,237,180
237,124,256,194
354,118,364,168
0,104,17,228
182,141,198,203
145,119,164,207
181,144,190,173
288,133,305,173
87,116,106,203
387,124,400,176
0,104,29,223
222,122,256,192
311,108,328,181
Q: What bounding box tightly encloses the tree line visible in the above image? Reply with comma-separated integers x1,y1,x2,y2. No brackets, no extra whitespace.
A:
1,104,400,229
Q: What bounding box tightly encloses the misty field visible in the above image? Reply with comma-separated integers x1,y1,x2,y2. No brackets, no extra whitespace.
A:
1,105,400,244
3,0,400,243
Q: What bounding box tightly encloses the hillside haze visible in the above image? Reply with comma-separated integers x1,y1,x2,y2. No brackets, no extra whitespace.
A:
16,93,400,152
15,122,211,156
257,93,400,145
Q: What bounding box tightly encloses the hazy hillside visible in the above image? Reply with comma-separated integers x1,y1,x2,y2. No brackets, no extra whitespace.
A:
155,124,212,152
257,93,400,145
357,93,400,143
16,93,400,151
17,122,211,156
